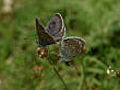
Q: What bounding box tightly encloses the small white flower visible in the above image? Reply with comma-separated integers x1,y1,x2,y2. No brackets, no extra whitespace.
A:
107,69,110,74
111,70,114,72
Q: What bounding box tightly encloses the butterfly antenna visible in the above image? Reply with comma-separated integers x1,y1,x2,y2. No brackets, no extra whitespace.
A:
47,46,68,90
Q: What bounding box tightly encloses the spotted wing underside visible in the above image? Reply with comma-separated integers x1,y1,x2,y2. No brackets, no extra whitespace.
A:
60,37,85,61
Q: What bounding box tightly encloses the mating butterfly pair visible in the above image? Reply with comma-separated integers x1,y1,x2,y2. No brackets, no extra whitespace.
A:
35,13,85,62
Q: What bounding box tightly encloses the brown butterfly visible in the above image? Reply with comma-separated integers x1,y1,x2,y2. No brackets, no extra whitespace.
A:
36,13,65,47
35,13,65,58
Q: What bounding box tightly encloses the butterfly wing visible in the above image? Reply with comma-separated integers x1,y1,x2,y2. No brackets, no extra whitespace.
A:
36,18,56,47
60,37,85,61
46,13,65,42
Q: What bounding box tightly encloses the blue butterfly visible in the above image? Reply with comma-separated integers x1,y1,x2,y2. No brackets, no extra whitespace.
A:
35,13,65,47
60,36,85,62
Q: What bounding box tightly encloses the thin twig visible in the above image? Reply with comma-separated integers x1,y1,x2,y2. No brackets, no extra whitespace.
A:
47,47,68,90
52,63,68,90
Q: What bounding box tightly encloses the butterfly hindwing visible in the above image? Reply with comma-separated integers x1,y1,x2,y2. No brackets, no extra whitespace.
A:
36,18,56,47
60,37,85,61
46,13,65,42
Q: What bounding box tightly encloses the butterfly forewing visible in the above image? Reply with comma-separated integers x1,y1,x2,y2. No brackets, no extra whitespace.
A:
36,18,56,47
60,37,85,61
46,13,65,42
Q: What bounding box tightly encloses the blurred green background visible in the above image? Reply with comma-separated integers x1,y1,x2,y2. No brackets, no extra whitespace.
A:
0,0,120,90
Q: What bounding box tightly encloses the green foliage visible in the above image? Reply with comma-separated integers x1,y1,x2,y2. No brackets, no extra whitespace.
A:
0,0,120,90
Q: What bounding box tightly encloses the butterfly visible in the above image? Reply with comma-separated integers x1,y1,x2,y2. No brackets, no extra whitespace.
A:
35,13,65,47
60,36,86,62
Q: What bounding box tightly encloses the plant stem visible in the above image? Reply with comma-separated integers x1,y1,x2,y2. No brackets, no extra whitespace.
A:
47,49,68,90
52,65,68,90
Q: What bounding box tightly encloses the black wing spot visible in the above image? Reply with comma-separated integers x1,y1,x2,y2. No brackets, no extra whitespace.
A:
49,21,56,29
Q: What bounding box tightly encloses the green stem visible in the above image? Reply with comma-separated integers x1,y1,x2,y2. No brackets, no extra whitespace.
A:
52,65,68,90
79,61,85,90
47,48,68,90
